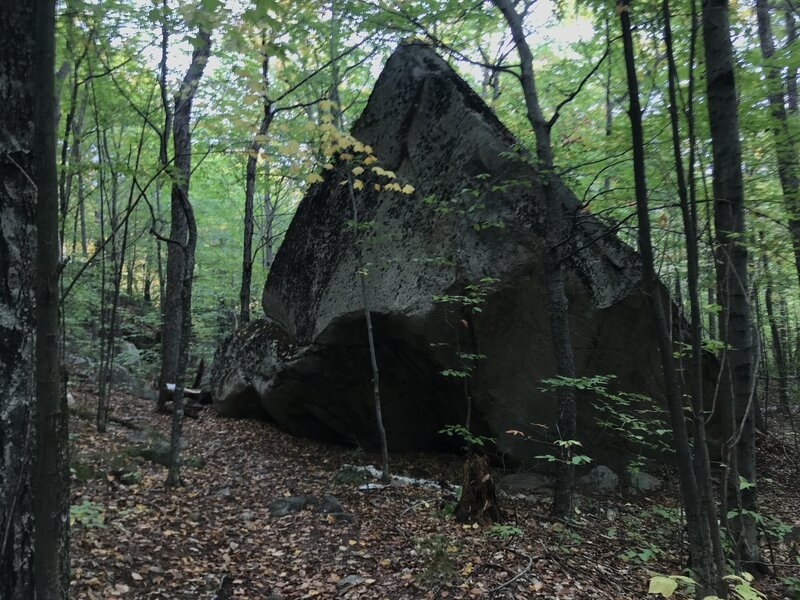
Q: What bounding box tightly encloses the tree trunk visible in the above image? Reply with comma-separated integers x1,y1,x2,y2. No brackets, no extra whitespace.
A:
663,0,726,585
33,0,69,595
454,455,502,525
0,4,38,595
165,386,184,488
262,164,275,270
619,1,722,595
786,5,798,114
755,0,800,290
492,0,578,519
702,0,760,570
241,49,272,324
158,28,212,410
1,1,68,598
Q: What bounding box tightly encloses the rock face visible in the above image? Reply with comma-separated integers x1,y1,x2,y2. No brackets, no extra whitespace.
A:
213,42,713,463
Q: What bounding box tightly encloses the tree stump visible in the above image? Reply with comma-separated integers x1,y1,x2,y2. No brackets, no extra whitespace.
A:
454,454,502,525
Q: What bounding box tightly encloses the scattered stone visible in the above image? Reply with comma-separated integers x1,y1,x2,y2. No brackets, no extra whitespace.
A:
336,575,365,591
628,471,662,492
238,510,255,522
318,495,345,514
215,486,232,498
268,495,317,517
578,466,619,494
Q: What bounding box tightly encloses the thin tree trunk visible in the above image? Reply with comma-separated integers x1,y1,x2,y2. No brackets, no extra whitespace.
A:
345,168,390,482
262,175,275,270
604,18,613,194
158,28,212,409
755,0,800,289
241,49,272,324
702,0,760,570
165,386,184,487
492,0,578,519
786,5,798,114
663,0,726,586
619,1,721,595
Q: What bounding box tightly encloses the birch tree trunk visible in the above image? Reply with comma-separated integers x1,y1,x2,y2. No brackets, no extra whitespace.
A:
0,4,38,594
1,1,68,597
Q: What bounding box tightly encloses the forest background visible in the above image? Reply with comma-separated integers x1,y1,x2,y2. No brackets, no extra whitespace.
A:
2,0,800,597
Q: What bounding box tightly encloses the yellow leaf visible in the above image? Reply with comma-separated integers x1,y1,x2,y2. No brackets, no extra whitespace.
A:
353,179,364,190
363,145,373,154
401,184,415,194
323,163,334,170
648,576,678,597
364,155,378,165
353,141,365,153
352,166,364,176
461,562,474,576
373,184,381,191
379,558,391,567
306,173,324,184
281,140,300,155
340,152,353,160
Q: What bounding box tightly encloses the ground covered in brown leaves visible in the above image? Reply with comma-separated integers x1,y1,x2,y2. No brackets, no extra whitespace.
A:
68,390,799,599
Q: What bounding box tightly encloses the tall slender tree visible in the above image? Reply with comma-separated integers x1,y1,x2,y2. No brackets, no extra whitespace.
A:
618,0,723,595
755,0,800,289
491,0,578,518
158,27,212,409
702,0,760,569
241,45,273,324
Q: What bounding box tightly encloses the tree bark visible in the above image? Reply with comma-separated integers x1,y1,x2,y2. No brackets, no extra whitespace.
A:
663,0,726,585
755,0,800,290
33,0,69,595
702,0,760,570
241,49,272,324
619,1,722,595
158,28,212,409
491,0,578,519
1,1,68,597
0,4,38,595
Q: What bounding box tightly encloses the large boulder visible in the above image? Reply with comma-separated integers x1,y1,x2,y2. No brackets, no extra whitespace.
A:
213,42,714,463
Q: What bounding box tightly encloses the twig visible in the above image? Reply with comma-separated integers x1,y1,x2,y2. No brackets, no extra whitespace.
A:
488,549,535,592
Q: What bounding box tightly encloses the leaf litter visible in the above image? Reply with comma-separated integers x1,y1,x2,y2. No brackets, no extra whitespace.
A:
68,389,798,599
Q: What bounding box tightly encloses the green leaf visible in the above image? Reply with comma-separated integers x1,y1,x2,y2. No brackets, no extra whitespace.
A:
738,476,756,490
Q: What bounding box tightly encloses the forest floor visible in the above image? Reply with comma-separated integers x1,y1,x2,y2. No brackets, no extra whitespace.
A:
68,389,800,600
